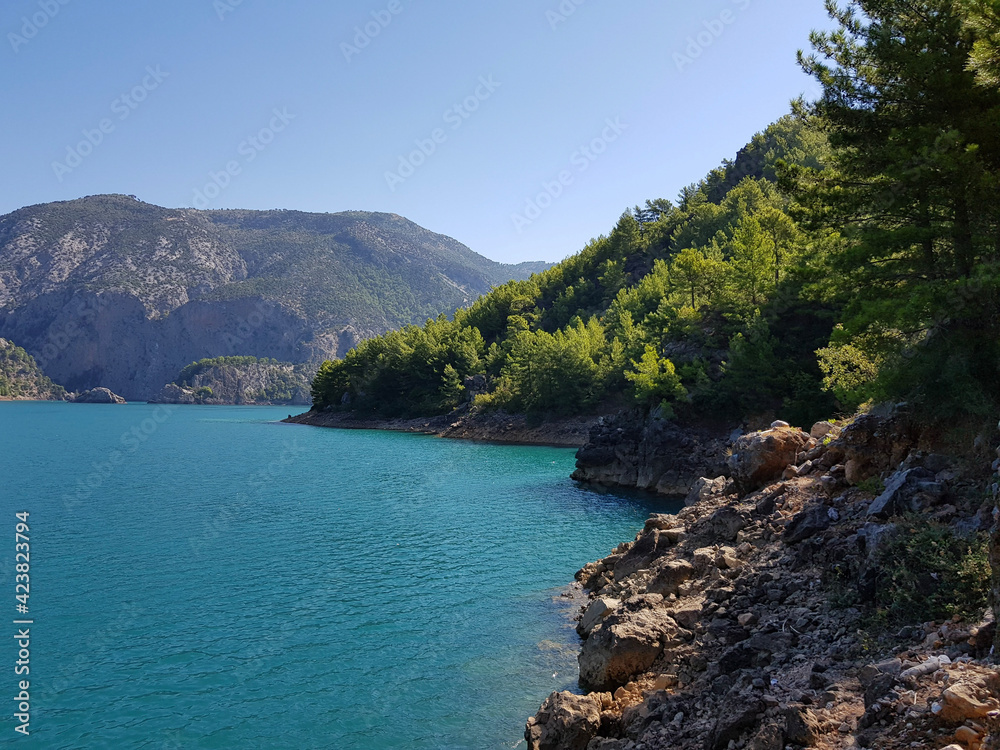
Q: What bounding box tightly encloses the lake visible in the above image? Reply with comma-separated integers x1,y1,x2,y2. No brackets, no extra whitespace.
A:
0,402,678,749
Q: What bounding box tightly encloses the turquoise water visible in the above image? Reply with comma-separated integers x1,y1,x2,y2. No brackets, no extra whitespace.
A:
0,402,677,749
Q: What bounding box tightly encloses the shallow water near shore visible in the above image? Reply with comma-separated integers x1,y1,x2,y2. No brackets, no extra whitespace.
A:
0,402,680,749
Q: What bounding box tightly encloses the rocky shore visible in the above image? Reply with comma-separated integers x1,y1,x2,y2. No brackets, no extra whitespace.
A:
283,408,597,447
572,410,730,496
527,410,1000,750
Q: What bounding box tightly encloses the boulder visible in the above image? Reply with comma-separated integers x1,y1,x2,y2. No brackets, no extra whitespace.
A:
579,607,678,691
868,468,945,518
72,387,127,404
810,421,837,440
747,722,784,750
613,529,676,579
835,410,919,484
938,681,1000,724
671,599,703,629
704,506,748,543
646,560,694,597
728,427,810,494
784,505,832,544
705,696,764,750
525,692,602,750
782,705,820,746
578,598,620,637
684,476,727,507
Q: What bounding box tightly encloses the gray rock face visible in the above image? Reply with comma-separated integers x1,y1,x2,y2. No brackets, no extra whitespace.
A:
525,692,602,750
572,410,728,496
150,361,310,405
784,504,832,544
684,476,727,507
867,467,945,518
578,598,620,638
71,387,126,404
3,291,323,401
613,528,678,579
578,604,678,692
646,560,694,597
150,383,196,404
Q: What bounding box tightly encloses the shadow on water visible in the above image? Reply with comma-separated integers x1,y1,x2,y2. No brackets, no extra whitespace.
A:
572,480,686,517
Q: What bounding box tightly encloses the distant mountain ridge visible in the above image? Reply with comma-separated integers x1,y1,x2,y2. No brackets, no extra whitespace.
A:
0,195,546,399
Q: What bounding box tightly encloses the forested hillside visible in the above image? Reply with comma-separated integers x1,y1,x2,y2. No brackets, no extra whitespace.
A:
312,0,1000,430
311,114,838,423
0,338,65,400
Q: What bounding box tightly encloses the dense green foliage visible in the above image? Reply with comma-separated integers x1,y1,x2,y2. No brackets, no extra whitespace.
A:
313,0,1000,425
0,339,65,400
793,0,1000,418
313,116,838,422
177,356,283,384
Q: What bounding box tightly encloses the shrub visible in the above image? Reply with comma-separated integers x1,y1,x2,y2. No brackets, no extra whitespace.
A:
873,521,990,627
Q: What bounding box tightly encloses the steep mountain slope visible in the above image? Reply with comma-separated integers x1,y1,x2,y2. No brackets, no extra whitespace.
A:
0,195,544,399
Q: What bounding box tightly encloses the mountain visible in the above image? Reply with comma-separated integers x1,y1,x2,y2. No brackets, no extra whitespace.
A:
0,338,66,400
0,195,546,400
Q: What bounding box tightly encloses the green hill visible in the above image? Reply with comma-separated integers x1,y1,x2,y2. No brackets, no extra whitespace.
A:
0,338,65,400
311,115,838,423
311,0,1000,430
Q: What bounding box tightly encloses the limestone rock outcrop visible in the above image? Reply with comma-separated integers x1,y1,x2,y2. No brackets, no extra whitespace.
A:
572,410,727,496
525,692,602,750
578,601,678,692
71,387,126,404
727,426,810,494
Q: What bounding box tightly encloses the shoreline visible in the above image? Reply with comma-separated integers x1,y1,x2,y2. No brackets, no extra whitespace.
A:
524,413,1000,750
282,408,599,448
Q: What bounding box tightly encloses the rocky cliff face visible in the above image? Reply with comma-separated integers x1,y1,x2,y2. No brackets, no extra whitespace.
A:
571,410,730,496
151,360,311,406
0,195,546,400
528,411,1000,750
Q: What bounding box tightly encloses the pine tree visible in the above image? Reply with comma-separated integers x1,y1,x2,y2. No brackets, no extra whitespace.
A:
797,0,1000,415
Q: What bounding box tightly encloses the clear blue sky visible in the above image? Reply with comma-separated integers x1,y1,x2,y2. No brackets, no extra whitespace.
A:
2,0,832,264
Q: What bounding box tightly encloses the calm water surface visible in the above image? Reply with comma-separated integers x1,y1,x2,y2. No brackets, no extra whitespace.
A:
0,402,680,749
